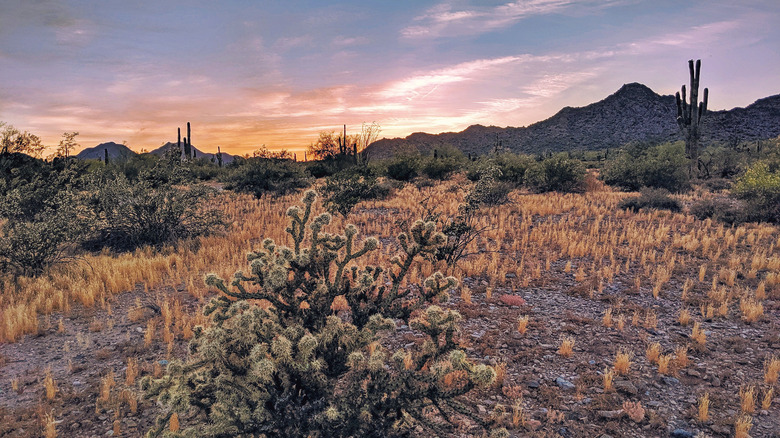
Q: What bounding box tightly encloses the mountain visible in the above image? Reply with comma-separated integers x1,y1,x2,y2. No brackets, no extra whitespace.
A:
365,83,780,158
75,142,137,161
148,142,236,164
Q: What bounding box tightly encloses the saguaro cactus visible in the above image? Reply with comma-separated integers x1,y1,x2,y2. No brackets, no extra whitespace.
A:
675,59,708,178
216,146,223,167
184,122,192,159
177,127,181,157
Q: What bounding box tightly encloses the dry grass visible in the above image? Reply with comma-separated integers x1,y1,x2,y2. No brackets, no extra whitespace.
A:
558,336,575,357
766,355,780,385
734,415,753,438
517,315,529,335
602,367,614,392
763,388,774,411
697,392,709,423
614,350,632,375
740,385,755,415
44,367,57,400
646,342,661,364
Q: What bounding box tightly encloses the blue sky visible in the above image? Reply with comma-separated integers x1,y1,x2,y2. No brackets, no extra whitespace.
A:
0,0,778,155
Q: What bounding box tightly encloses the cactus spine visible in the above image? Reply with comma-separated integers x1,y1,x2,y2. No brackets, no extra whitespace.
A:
675,59,708,178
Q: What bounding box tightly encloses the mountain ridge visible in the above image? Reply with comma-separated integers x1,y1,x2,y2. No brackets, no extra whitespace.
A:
365,83,780,158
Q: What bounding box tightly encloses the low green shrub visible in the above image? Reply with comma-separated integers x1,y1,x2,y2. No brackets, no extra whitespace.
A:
321,169,391,216
732,161,780,223
689,197,744,224
525,153,585,193
602,142,690,192
618,187,682,213
224,157,310,197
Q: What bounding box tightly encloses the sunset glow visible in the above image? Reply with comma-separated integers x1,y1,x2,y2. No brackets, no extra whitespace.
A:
1,1,778,156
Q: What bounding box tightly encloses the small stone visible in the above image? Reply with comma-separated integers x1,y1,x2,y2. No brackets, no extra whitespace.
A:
614,380,638,395
527,380,540,389
158,360,169,366
598,410,623,419
662,376,680,386
136,327,144,333
478,405,487,415
670,429,694,438
98,415,108,421
556,377,576,391
710,376,721,387
526,419,542,430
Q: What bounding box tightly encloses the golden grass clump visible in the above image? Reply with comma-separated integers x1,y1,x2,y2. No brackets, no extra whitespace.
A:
170,412,180,432
765,355,780,385
460,287,472,305
144,319,156,348
493,362,507,388
678,308,691,326
762,388,774,410
602,367,614,392
44,367,57,400
44,411,57,438
691,322,706,347
740,296,764,323
739,385,755,414
558,336,575,357
602,307,613,328
126,357,139,386
100,370,115,403
697,392,709,423
517,315,529,335
657,354,672,375
614,350,632,375
734,414,753,438
674,345,689,369
646,342,661,364
622,400,644,423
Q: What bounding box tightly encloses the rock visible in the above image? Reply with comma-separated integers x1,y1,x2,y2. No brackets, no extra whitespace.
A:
526,419,542,430
662,376,680,386
158,359,169,366
710,376,721,387
556,377,576,391
598,410,624,419
670,429,694,438
710,424,730,435
614,380,638,395
478,405,487,415
527,380,540,389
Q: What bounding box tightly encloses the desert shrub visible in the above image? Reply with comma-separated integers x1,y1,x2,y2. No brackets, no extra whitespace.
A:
602,142,689,192
618,187,682,213
385,154,420,181
0,193,88,276
0,157,92,275
732,161,780,223
84,172,224,251
224,157,309,197
141,191,501,437
689,197,744,224
321,169,391,216
420,146,467,180
492,152,536,185
525,153,585,193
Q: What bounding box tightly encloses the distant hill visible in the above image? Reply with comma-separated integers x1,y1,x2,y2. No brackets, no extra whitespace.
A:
75,142,137,161
365,83,780,158
149,142,236,164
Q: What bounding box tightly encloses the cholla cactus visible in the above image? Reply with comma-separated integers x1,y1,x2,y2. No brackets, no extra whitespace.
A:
142,190,502,437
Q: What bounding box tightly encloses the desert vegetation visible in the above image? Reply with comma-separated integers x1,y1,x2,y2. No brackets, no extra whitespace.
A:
1,117,780,437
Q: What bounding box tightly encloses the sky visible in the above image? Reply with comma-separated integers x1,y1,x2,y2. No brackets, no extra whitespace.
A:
0,0,778,156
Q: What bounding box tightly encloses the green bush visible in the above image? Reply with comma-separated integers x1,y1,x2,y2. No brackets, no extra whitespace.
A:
689,197,744,224
84,172,224,251
732,161,780,223
385,154,419,181
141,191,501,437
602,142,690,192
420,146,467,180
618,187,682,213
321,169,391,216
525,153,585,193
224,157,310,197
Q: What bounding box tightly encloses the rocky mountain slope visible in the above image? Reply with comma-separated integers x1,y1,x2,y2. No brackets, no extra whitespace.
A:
75,142,137,161
366,83,780,158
